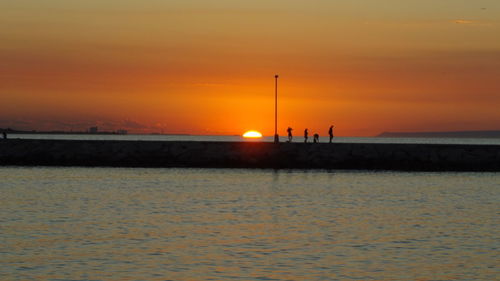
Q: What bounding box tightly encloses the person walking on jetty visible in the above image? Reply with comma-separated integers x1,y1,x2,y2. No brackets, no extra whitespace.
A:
304,128,308,143
287,127,293,142
2,132,6,139
328,125,334,143
313,133,319,143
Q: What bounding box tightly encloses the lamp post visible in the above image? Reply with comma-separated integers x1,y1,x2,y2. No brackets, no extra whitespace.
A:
274,74,279,143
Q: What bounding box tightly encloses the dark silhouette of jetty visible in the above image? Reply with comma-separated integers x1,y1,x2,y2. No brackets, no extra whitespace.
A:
1,139,499,171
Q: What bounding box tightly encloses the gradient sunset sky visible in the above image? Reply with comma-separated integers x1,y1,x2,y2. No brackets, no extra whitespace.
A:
1,0,499,136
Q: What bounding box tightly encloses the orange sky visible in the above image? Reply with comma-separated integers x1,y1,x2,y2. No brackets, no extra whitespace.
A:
1,0,499,136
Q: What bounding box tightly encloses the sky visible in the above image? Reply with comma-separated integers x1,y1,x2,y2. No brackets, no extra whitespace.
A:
1,0,499,136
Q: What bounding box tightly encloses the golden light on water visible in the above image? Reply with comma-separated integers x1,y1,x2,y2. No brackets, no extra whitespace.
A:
243,130,263,138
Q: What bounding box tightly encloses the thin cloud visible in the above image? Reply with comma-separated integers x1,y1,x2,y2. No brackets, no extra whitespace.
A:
363,19,495,27
454,19,474,24
452,19,494,26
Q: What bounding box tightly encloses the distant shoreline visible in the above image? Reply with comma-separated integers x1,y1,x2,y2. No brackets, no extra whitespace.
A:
3,128,500,139
0,128,190,136
377,130,500,139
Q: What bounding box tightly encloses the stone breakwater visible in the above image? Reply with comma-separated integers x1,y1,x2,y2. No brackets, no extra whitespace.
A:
1,139,499,171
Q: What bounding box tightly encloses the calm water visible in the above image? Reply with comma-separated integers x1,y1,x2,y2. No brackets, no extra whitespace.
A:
0,167,498,280
9,133,500,145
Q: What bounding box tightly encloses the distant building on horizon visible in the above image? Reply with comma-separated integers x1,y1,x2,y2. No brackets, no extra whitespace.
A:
89,126,98,133
116,129,128,135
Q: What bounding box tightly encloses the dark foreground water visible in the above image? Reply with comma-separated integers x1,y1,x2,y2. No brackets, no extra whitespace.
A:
0,167,498,280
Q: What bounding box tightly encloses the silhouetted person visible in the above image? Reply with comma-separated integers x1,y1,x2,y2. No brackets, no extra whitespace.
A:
2,132,6,139
313,133,319,143
287,127,293,142
304,128,308,143
328,125,334,143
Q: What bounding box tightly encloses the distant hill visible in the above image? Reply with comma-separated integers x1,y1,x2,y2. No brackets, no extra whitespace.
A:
377,130,500,138
0,128,126,135
0,128,33,133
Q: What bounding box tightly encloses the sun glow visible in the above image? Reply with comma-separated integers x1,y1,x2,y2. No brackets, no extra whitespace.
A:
243,130,263,138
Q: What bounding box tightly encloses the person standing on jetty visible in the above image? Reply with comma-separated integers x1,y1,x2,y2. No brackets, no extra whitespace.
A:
287,127,293,142
304,128,308,143
328,125,334,143
2,132,6,139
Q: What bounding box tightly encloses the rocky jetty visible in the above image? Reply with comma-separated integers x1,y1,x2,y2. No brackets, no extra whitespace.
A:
1,139,499,171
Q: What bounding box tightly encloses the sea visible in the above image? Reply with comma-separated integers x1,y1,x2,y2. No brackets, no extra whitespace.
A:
1,135,499,280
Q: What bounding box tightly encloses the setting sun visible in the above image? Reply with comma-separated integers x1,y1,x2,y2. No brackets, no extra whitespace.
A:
243,130,263,138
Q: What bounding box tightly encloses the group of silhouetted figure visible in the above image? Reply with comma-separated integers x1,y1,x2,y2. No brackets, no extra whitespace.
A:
286,125,334,143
